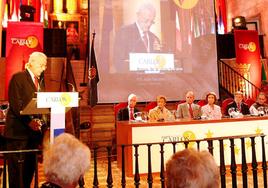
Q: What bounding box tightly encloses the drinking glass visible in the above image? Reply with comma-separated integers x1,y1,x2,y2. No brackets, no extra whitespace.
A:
257,106,264,116
0,103,9,122
228,107,235,117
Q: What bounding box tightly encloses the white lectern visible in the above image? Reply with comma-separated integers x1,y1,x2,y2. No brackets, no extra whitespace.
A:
36,92,79,142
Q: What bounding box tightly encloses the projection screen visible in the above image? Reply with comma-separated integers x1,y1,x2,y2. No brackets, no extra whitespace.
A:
89,0,219,103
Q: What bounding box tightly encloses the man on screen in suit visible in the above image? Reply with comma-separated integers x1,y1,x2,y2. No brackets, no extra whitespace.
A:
113,3,161,73
4,52,47,188
177,91,201,119
225,91,250,116
117,94,139,121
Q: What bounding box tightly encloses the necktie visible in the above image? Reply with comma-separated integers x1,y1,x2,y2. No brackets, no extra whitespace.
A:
189,104,193,118
130,108,134,120
237,103,241,112
34,76,39,90
142,32,149,52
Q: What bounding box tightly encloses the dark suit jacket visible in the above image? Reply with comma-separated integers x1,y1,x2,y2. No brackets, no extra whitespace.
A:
117,107,139,121
113,23,161,72
5,70,45,140
225,101,250,116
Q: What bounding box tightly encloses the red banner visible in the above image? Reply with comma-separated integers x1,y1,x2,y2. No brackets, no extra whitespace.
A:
234,30,261,88
5,21,43,98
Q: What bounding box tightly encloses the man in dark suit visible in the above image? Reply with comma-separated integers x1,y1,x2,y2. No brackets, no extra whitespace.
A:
113,3,161,73
225,91,250,116
117,94,139,121
4,52,47,188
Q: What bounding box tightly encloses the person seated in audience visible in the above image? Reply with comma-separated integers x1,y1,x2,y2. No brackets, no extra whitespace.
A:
41,133,91,188
166,148,219,188
249,92,268,116
177,91,201,119
148,95,172,121
117,93,139,121
225,91,250,116
201,92,222,120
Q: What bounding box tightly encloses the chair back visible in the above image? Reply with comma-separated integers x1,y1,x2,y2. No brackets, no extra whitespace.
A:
245,98,255,107
197,100,207,107
144,101,157,112
114,102,128,118
221,98,234,114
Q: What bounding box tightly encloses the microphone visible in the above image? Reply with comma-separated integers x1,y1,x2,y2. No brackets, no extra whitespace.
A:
67,82,76,92
50,79,76,92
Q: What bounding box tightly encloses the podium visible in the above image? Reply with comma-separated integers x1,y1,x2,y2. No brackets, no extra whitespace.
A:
21,92,79,143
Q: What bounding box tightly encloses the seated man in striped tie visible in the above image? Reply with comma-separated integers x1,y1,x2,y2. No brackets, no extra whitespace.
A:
177,91,201,119
117,93,139,121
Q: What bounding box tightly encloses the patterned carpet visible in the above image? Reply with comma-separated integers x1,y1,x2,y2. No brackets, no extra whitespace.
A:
0,159,266,187
38,159,265,188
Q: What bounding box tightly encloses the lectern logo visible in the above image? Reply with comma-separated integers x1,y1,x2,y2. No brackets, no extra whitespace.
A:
173,0,199,9
60,93,72,107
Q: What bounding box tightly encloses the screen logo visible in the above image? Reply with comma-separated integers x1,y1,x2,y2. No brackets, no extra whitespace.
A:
173,0,199,9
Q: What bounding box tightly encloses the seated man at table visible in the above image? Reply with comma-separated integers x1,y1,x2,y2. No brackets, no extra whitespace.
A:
117,93,139,121
148,95,173,121
249,92,268,116
177,91,201,119
225,91,250,116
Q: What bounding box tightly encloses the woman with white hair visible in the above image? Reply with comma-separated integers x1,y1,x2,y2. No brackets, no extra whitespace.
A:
41,133,91,188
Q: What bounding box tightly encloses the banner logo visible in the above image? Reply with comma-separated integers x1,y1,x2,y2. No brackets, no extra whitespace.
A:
238,42,256,52
26,36,39,48
11,35,39,48
173,0,199,9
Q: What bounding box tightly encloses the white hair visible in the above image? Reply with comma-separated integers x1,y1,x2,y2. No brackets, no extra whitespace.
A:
43,133,91,187
136,2,156,15
24,51,47,69
128,93,137,102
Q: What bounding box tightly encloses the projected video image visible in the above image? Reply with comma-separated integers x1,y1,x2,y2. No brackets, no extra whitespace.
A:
90,0,218,102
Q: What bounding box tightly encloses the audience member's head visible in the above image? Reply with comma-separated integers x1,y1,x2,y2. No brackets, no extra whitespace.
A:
206,92,217,105
166,148,219,188
256,92,267,105
186,91,195,105
25,51,47,78
136,3,156,32
234,91,244,104
128,93,137,108
43,133,91,188
157,95,167,110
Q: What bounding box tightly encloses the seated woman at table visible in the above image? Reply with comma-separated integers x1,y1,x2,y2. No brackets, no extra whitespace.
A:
201,92,222,120
148,95,173,121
